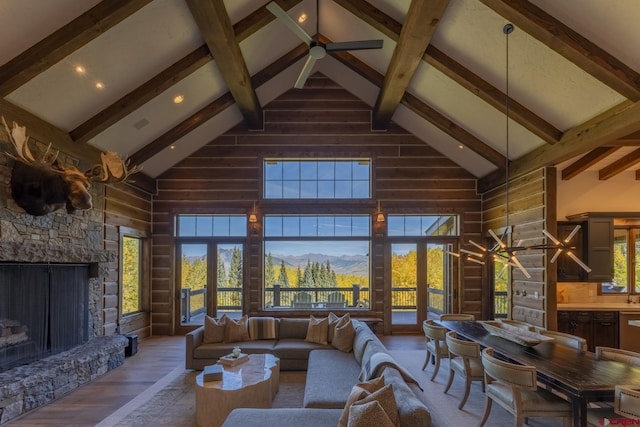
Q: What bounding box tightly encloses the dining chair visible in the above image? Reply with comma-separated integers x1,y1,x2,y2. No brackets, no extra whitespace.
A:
595,346,640,367
421,320,449,381
586,385,640,426
539,330,587,351
479,347,573,427
439,313,475,321
444,330,484,409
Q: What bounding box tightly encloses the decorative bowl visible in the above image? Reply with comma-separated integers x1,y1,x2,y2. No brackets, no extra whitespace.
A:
480,321,554,347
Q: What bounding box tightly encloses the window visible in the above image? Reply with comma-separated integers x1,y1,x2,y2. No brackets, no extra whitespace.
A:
176,215,247,237
264,159,371,199
121,235,142,315
263,215,370,310
605,227,640,294
388,215,459,237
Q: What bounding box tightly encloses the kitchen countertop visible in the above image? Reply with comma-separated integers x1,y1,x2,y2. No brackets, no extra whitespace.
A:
557,303,640,311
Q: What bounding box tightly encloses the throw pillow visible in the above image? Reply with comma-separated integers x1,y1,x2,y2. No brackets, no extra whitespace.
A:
347,397,398,427
304,315,329,345
224,315,250,343
328,312,350,343
338,377,385,427
203,315,226,344
332,316,356,352
247,317,278,340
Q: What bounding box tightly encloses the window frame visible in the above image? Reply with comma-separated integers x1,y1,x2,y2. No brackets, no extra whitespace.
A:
119,227,149,318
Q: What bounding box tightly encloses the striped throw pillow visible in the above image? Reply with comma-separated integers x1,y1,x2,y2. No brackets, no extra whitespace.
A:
248,317,278,340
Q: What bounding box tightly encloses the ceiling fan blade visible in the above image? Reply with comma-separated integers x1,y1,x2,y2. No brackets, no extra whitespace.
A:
325,39,383,52
266,2,313,45
294,55,317,89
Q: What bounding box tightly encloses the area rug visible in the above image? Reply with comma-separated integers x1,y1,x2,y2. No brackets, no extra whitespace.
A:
98,351,568,427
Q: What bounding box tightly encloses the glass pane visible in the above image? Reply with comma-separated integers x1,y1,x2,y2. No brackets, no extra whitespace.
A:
607,229,628,293
282,161,300,180
300,217,318,236
180,244,207,325
317,217,335,236
265,181,282,199
387,216,404,236
264,161,282,180
230,216,247,236
217,244,243,319
122,236,141,315
178,216,196,236
335,162,351,180
335,181,351,198
335,216,351,236
352,180,369,198
282,180,300,198
264,216,282,236
300,181,317,198
213,217,230,236
635,229,640,293
317,162,334,179
196,216,212,236
391,244,417,325
282,217,300,236
300,161,317,180
426,243,445,314
352,216,370,236
317,180,334,198
263,241,370,310
353,161,369,180
404,216,422,236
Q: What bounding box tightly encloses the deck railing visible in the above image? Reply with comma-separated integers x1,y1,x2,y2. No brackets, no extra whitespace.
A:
181,285,419,321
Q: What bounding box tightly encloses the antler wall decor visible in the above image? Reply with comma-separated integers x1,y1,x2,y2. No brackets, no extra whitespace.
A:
1,117,141,216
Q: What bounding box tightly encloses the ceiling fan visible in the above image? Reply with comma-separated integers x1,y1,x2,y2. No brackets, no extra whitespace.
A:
266,1,383,89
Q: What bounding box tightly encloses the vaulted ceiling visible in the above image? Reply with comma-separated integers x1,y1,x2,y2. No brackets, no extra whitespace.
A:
1,0,640,193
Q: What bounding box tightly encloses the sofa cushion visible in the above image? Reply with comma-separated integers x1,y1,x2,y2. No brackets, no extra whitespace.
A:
345,384,399,427
222,408,343,427
353,324,376,364
328,312,350,343
193,340,277,360
338,377,385,427
382,367,431,427
332,316,356,352
304,349,362,408
273,338,330,361
305,315,329,345
224,315,250,343
360,339,388,368
279,318,310,339
203,315,226,344
248,316,278,340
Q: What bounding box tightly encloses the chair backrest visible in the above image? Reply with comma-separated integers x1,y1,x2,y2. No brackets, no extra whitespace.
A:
439,313,475,321
481,347,537,390
327,292,345,303
615,385,640,418
540,330,587,351
293,292,313,303
596,347,640,367
446,330,480,359
423,319,447,342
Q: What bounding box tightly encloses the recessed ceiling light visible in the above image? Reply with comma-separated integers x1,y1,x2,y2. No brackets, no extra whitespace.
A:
173,95,184,104
298,12,307,24
75,65,86,75
458,144,464,150
95,81,105,90
170,145,176,150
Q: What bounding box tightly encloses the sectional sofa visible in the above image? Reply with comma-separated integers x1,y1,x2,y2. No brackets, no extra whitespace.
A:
185,315,431,427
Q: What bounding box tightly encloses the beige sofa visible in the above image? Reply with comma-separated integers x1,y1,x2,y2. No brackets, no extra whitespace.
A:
185,316,431,427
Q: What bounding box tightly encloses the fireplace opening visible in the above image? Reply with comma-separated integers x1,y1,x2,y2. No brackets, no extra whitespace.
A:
0,263,89,372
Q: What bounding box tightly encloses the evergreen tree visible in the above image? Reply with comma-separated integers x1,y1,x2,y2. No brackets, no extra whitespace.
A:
295,266,303,287
228,247,243,288
264,253,276,287
277,260,290,287
302,260,314,287
217,256,227,288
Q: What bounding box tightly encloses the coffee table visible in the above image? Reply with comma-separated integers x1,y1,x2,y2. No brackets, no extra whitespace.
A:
195,353,280,427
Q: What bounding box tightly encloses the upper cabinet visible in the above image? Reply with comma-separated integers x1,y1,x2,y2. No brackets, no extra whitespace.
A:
558,214,614,282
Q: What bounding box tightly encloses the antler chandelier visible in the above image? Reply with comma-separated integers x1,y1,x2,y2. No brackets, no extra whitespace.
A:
450,24,591,279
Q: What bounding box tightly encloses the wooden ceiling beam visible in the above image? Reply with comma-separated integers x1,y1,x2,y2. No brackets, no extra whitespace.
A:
334,0,554,145
70,45,212,144
560,146,621,180
186,0,263,130
326,42,507,169
130,44,308,165
425,46,561,145
0,0,152,97
371,0,450,130
598,147,640,180
479,0,640,101
479,100,640,192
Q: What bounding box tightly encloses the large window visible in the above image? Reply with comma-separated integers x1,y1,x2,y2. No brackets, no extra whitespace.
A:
121,235,142,315
263,215,370,310
606,227,640,294
264,159,371,199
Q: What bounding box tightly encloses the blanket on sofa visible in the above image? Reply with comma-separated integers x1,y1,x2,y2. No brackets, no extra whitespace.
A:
359,352,423,391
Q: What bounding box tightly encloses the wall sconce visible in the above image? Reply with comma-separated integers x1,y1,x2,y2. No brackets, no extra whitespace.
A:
375,200,385,223
249,201,258,234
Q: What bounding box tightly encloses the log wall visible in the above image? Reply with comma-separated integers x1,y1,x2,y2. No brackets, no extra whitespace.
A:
151,75,483,334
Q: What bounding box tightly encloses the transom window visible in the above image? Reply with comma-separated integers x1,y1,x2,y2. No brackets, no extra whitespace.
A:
388,215,459,237
264,159,371,199
176,215,247,237
264,215,370,237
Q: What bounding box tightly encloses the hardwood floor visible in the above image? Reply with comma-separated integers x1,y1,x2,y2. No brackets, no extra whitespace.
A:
7,333,425,426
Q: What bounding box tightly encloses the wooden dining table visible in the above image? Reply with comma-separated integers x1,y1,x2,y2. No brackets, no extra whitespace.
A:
436,320,640,427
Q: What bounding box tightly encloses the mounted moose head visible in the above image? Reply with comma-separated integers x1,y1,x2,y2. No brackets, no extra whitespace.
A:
2,117,141,216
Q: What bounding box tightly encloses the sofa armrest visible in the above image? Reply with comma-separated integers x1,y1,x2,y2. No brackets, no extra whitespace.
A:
185,326,204,370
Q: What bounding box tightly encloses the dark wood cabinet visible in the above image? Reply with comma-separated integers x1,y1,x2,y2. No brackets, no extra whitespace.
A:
558,216,613,282
557,310,619,352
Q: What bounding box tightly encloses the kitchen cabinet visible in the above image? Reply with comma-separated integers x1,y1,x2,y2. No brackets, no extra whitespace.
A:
557,310,618,352
558,216,613,282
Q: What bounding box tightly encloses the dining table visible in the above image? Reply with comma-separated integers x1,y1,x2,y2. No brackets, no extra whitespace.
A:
436,320,640,427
